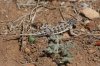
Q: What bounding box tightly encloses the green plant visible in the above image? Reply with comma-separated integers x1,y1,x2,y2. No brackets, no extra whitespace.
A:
44,41,74,65
28,35,36,44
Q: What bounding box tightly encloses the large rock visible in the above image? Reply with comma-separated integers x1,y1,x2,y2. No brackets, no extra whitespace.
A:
80,8,100,19
86,21,96,31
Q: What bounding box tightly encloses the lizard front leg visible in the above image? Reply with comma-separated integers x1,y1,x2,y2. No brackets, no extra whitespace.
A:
69,26,80,36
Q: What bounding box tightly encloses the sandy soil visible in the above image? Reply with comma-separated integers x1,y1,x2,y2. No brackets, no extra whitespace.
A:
0,0,100,66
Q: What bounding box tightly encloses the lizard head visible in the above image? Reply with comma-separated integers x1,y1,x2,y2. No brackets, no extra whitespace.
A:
67,19,77,26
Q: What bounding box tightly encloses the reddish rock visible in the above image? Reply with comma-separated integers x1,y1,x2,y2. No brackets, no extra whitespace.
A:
95,41,100,46
86,21,96,31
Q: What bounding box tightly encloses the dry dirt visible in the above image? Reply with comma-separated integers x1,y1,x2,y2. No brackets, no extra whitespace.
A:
0,0,100,66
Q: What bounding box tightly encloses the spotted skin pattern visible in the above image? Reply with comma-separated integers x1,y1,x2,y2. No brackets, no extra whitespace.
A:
20,19,78,36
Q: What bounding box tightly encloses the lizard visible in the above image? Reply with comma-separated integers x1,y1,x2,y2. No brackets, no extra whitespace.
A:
20,19,79,36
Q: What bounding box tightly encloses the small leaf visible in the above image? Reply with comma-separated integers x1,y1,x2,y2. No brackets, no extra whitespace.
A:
28,35,35,44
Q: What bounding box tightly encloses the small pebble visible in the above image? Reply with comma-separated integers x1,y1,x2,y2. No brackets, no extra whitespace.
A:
5,15,8,18
97,24,100,30
80,28,86,32
60,2,65,6
62,33,70,41
22,41,27,46
88,49,96,54
80,8,100,19
84,20,90,25
24,48,31,54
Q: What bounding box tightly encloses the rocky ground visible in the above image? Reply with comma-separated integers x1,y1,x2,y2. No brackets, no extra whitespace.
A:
0,0,100,66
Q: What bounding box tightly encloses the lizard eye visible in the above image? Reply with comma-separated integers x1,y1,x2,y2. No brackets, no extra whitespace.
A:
40,23,48,29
